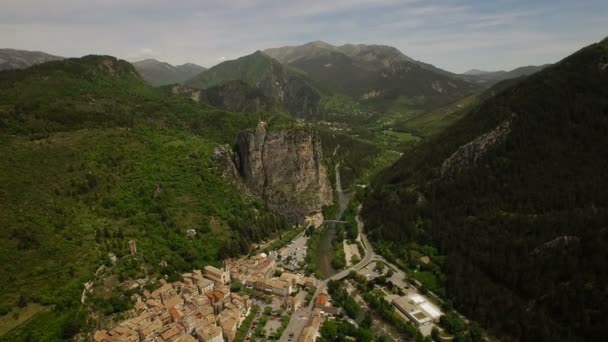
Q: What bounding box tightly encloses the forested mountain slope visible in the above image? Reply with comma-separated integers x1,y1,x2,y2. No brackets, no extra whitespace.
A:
0,56,288,340
363,38,608,341
186,51,323,119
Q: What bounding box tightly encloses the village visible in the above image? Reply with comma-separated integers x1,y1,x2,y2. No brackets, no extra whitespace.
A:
93,232,337,342
94,221,450,342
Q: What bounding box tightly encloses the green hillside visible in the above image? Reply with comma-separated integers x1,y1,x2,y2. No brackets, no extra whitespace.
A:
187,51,278,89
0,56,288,340
186,51,324,119
363,39,608,341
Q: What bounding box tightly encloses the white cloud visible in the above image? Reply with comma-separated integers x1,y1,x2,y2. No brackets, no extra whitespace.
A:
0,0,606,71
125,48,160,62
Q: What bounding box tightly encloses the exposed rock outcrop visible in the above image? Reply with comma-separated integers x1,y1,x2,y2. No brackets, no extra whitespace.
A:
212,144,240,180
441,120,511,177
171,84,203,103
171,81,278,114
532,236,580,256
211,144,251,196
235,122,333,222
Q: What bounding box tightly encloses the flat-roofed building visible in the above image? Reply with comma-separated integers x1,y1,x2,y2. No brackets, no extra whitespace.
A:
392,294,443,325
419,302,442,321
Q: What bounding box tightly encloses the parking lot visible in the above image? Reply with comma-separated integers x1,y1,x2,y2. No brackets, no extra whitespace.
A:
278,233,308,270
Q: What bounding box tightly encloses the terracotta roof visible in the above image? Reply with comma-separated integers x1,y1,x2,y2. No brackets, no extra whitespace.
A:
206,290,225,303
169,307,181,321
315,293,328,306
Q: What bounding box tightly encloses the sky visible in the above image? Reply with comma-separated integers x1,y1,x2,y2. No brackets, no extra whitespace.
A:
1,0,607,73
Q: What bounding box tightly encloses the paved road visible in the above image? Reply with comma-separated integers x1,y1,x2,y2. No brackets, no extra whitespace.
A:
280,206,375,342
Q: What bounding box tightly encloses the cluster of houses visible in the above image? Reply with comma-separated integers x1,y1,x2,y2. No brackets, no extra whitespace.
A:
94,253,322,342
93,266,248,342
225,254,316,303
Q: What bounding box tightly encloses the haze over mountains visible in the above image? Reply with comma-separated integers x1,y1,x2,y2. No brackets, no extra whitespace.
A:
460,64,551,84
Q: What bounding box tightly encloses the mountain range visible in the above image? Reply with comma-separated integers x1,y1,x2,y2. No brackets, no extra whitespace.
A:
460,64,550,84
264,41,481,111
132,59,206,86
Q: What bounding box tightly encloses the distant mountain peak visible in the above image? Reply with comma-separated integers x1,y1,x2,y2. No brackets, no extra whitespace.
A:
463,69,497,75
305,40,334,48
179,62,205,68
79,55,140,77
133,58,206,86
135,58,160,63
0,48,64,71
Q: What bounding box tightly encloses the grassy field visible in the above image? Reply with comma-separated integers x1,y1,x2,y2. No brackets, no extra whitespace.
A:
409,271,441,293
0,304,50,336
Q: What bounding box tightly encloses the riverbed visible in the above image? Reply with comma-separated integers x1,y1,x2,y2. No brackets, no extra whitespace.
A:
316,163,351,279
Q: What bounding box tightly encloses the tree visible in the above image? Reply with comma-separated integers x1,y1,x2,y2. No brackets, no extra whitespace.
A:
320,320,339,339
17,294,27,308
230,281,243,293
431,327,441,341
469,322,484,342
440,312,466,334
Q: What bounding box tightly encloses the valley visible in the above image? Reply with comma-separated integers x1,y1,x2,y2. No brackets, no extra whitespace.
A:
0,19,606,342
315,164,350,279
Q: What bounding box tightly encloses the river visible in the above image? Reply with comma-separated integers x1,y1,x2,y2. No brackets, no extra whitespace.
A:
316,162,352,279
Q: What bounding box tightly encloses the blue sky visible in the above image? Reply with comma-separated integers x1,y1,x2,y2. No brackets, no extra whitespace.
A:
1,0,607,72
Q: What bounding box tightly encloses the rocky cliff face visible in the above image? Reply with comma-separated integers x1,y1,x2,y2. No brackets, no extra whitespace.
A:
235,122,333,222
170,82,279,114
441,120,511,177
